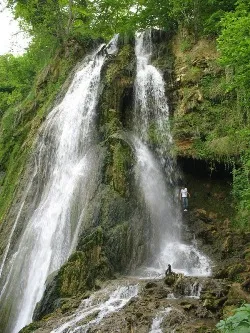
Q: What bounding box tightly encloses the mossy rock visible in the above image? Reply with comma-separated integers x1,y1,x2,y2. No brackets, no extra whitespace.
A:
164,273,179,286
105,221,134,272
33,228,113,321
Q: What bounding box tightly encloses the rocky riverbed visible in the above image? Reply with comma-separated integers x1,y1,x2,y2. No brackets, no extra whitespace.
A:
20,271,250,333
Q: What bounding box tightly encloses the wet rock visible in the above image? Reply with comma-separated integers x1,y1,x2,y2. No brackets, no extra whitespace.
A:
215,262,247,280
162,307,187,329
195,306,213,319
194,209,213,223
243,232,250,243
214,266,229,279
33,228,114,321
164,273,178,286
221,235,234,257
144,281,158,289
180,301,196,311
199,279,230,313
243,247,250,260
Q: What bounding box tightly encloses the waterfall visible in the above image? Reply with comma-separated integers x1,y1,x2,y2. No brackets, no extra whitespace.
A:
0,36,118,333
132,30,211,277
133,30,181,252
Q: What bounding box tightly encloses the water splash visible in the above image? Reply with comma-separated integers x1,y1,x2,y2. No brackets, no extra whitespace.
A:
187,280,203,298
0,37,118,333
51,284,138,333
149,308,172,333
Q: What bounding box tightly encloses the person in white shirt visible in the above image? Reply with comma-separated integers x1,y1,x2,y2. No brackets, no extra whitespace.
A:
180,186,190,211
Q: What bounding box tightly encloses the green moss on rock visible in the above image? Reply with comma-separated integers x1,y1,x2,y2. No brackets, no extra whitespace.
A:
33,227,113,320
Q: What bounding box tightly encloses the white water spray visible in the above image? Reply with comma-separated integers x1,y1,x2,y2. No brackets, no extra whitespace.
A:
51,284,138,333
149,308,172,333
0,37,118,333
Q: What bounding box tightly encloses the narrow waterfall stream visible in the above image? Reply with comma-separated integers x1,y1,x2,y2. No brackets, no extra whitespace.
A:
149,308,172,333
132,30,211,277
0,38,118,333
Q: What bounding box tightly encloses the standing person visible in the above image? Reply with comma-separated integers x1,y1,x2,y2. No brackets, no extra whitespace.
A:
180,185,190,211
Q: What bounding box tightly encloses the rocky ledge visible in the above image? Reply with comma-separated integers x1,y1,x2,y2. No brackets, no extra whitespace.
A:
20,268,250,333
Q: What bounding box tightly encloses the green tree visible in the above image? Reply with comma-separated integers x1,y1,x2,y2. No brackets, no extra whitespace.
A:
217,0,250,114
0,53,36,115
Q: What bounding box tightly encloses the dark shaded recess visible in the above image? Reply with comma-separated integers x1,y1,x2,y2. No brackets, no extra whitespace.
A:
177,157,233,181
178,157,234,217
151,28,175,44
120,86,134,129
118,34,135,48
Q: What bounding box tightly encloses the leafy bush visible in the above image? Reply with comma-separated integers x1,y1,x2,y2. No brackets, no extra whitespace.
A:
216,304,250,333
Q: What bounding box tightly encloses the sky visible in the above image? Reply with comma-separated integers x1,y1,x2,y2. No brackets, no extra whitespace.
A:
0,0,30,55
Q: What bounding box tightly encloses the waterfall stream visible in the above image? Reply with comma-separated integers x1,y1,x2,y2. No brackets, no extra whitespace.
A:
0,37,118,333
132,30,211,277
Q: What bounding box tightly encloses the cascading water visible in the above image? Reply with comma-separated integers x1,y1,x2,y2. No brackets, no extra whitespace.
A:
51,284,138,333
0,36,118,333
149,308,172,333
132,30,211,277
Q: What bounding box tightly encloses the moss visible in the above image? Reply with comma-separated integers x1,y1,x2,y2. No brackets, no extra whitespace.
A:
105,221,133,272
228,264,246,281
99,43,134,132
101,109,122,138
19,322,42,333
110,140,133,196
172,31,244,164
105,45,134,85
182,66,203,84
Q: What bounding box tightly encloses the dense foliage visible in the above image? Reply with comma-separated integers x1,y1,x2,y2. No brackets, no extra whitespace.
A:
1,0,239,113
216,304,250,333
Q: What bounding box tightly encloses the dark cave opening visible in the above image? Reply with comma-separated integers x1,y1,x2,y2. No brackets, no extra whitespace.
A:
177,157,234,217
177,157,233,180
